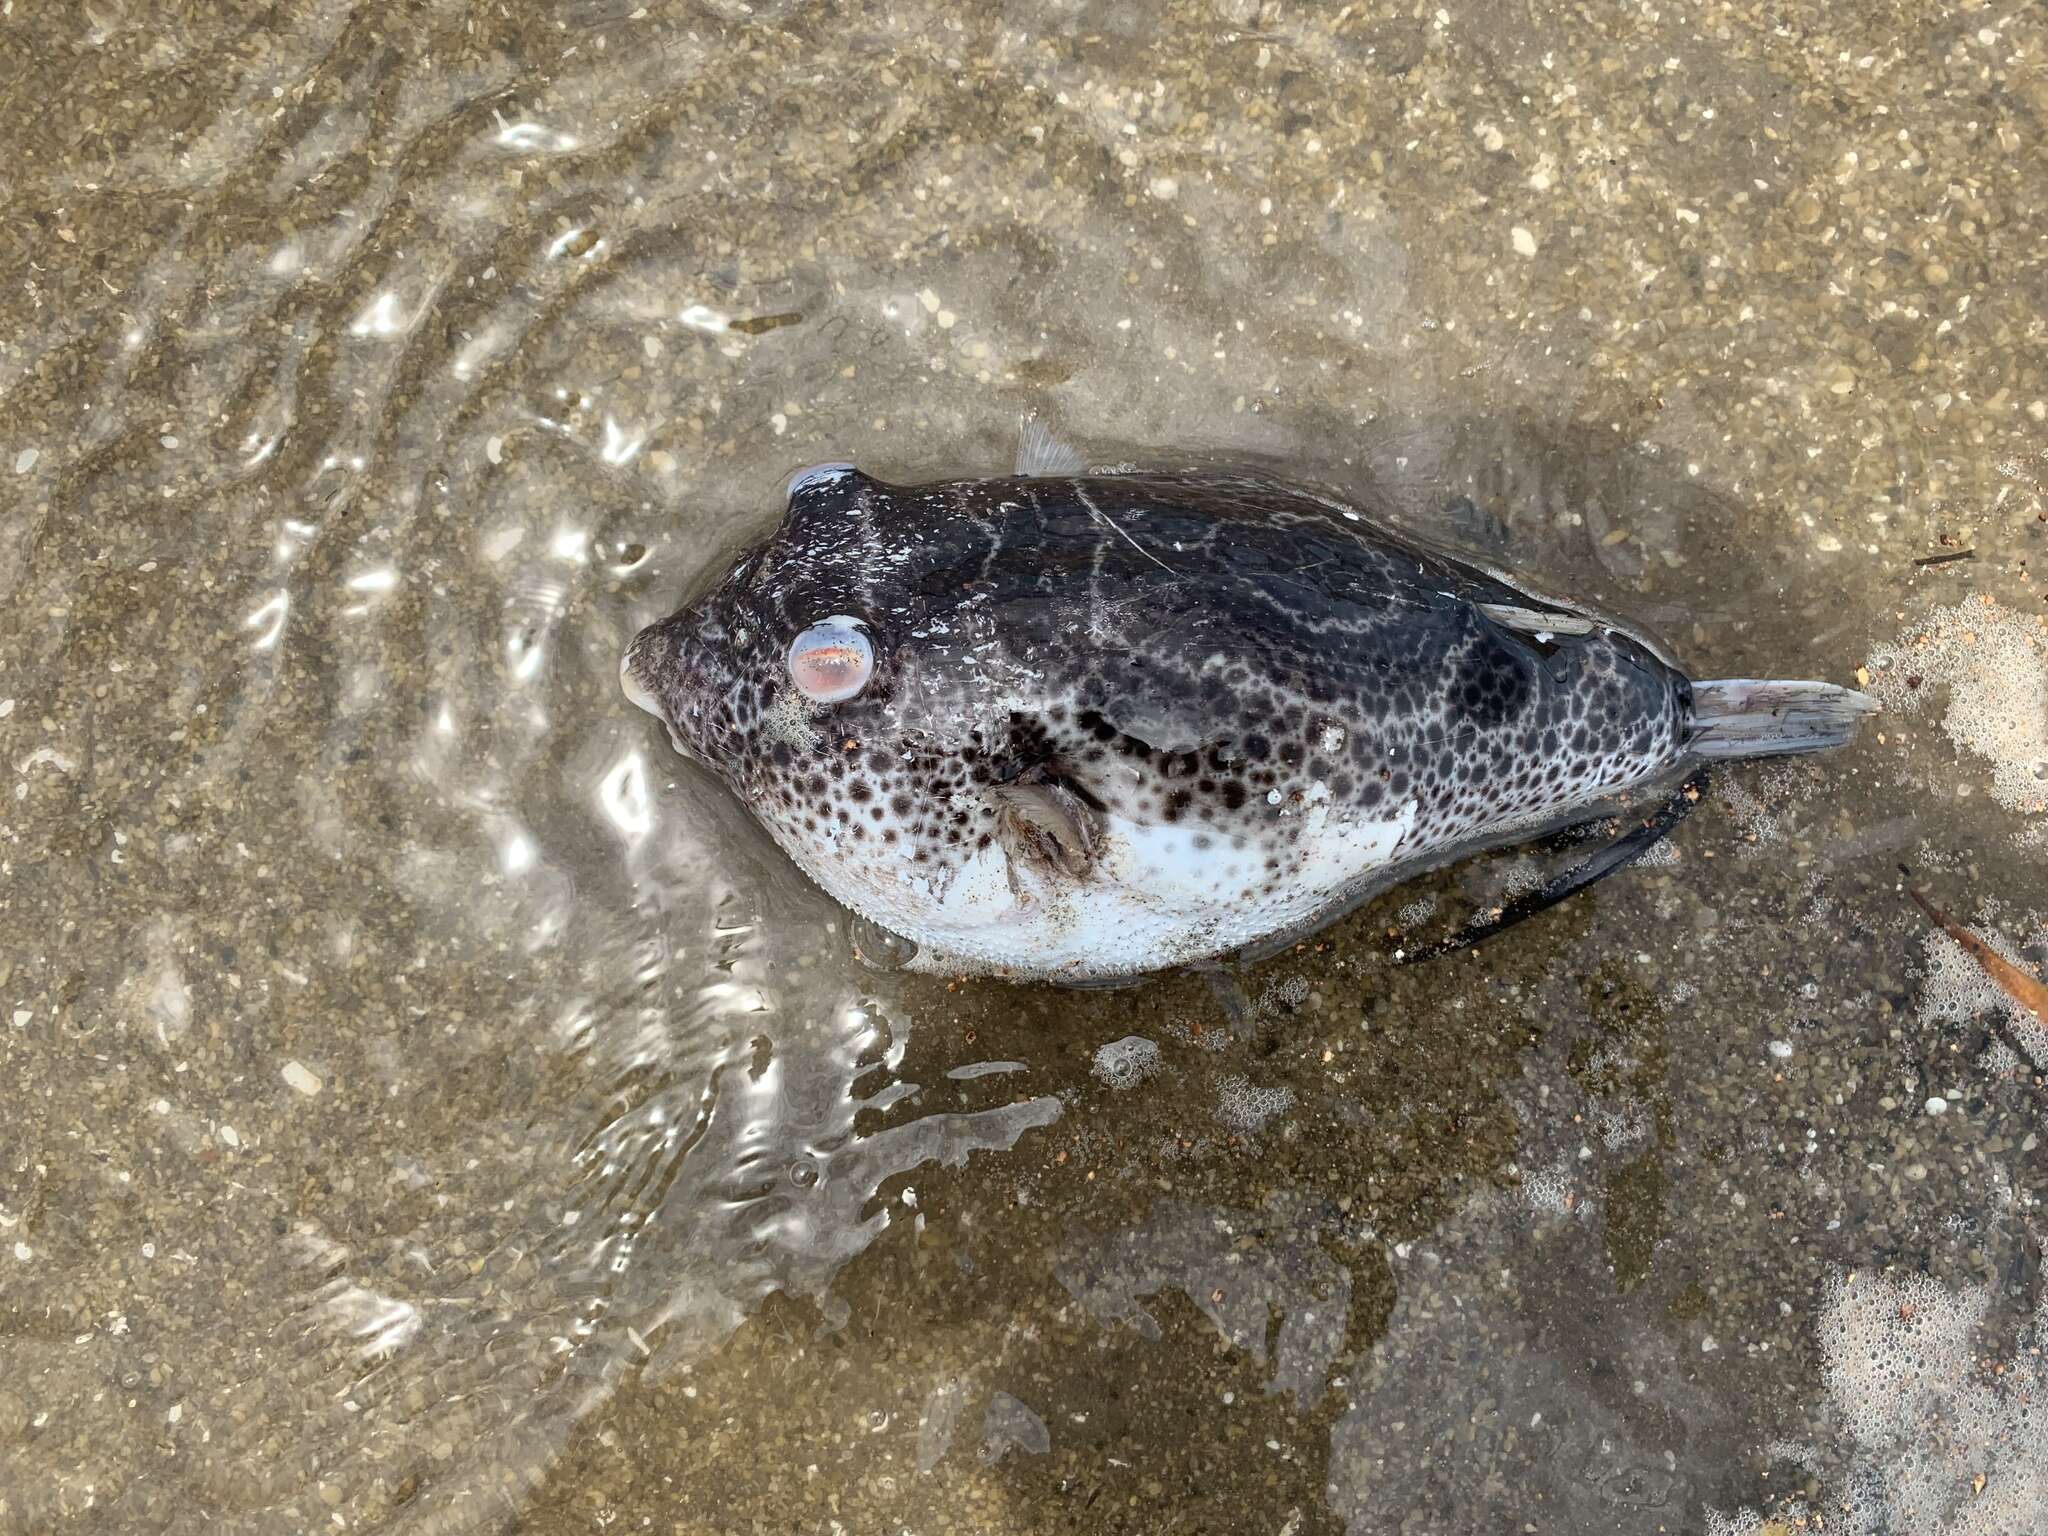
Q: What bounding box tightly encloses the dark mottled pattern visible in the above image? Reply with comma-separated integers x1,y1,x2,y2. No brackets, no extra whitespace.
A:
625,467,1696,977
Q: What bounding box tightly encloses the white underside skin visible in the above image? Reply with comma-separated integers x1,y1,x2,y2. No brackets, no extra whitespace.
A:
776,790,1421,981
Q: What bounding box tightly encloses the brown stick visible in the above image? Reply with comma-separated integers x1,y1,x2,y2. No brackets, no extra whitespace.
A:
1908,888,2048,1029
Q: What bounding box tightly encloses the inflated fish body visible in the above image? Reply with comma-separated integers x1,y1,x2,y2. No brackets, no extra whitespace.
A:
623,451,1872,981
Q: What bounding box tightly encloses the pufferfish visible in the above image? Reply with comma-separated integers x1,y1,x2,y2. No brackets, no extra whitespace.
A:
621,429,1874,983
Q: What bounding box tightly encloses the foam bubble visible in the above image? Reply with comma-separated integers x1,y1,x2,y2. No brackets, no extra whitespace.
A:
1706,1504,1818,1536
1396,894,1439,927
1092,1035,1160,1091
1216,1074,1294,1134
1717,761,1814,846
1593,1101,1649,1151
1868,600,2048,843
1914,905,2048,1067
1633,836,1680,867
1806,1267,2048,1534
1519,1157,1577,1218
1258,974,1311,1013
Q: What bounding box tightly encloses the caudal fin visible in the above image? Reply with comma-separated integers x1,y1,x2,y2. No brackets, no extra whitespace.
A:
1689,678,1878,760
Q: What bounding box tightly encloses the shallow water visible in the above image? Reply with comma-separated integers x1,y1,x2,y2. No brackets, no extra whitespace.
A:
3,3,2046,1532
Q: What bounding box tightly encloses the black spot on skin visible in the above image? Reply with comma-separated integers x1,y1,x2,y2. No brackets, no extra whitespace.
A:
1164,788,1193,822
1221,782,1247,810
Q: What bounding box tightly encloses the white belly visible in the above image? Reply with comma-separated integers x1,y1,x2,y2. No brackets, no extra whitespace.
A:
873,796,1419,980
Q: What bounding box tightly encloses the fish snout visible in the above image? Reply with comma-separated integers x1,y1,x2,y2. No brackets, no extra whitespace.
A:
619,631,667,721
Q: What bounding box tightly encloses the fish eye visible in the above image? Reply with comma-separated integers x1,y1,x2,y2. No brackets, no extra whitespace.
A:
787,617,873,704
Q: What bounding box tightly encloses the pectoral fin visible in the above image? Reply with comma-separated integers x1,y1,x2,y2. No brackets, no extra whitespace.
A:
989,778,1100,882
1015,415,1087,477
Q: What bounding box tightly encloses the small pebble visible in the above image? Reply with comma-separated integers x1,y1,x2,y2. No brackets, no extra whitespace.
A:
282,1060,323,1097
1511,225,1538,257
1925,1096,1948,1116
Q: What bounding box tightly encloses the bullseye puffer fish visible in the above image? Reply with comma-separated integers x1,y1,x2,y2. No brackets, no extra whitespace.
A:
622,431,1874,983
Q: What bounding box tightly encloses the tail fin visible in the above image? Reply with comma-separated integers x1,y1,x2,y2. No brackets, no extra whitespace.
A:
1688,678,1878,761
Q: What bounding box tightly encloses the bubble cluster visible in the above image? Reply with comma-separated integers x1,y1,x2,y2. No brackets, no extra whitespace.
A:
1706,1502,1818,1536
1632,835,1680,868
1259,974,1311,1013
1868,600,2048,842
1914,904,2048,1067
1091,1035,1161,1091
1396,894,1439,927
1593,1101,1649,1151
1519,1158,1576,1218
1716,760,1813,845
1215,1074,1295,1133
1812,1267,2048,1534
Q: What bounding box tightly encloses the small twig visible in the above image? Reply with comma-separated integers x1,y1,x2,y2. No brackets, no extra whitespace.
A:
1906,886,2048,1080
1912,549,1976,568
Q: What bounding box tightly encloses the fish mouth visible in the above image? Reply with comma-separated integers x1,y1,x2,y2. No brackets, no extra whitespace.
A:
622,627,706,765
619,637,664,721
